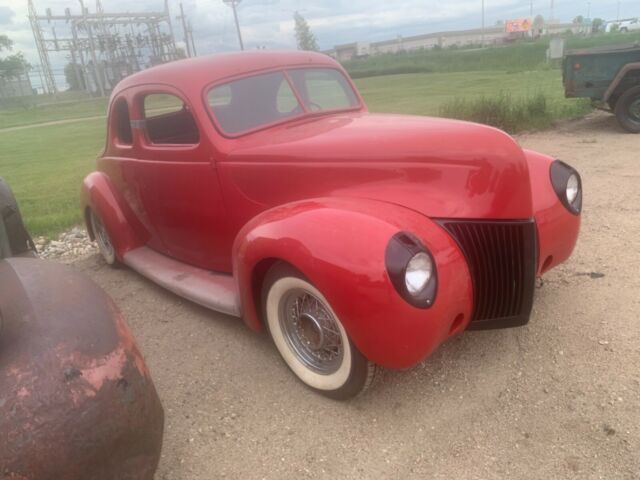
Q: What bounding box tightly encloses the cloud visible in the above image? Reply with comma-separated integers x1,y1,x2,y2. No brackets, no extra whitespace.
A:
0,5,14,25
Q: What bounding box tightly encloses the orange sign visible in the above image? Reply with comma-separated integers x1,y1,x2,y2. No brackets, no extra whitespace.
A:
506,18,532,33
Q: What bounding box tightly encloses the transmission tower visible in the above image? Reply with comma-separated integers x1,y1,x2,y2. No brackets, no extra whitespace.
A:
28,0,185,96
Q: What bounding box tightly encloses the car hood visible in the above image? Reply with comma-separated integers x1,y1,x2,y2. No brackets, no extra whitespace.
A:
222,112,533,220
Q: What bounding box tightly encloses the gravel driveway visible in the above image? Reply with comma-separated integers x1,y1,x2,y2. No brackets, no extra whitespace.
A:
72,112,639,480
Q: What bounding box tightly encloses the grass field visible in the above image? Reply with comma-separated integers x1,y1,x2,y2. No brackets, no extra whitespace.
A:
0,119,105,235
0,96,108,129
2,32,629,238
357,69,589,118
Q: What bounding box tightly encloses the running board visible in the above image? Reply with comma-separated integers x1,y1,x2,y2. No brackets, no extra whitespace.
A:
123,246,241,317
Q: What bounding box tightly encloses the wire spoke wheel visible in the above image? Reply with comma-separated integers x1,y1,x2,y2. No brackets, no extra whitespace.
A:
90,211,116,265
279,289,344,375
263,263,377,399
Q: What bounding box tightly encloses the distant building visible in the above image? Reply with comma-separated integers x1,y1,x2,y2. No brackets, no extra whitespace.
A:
327,22,583,62
0,73,34,100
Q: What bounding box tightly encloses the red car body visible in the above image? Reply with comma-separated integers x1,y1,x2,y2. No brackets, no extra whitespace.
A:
81,51,581,374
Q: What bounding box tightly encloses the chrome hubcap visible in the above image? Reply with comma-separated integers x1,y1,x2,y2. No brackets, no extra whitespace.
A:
279,289,343,374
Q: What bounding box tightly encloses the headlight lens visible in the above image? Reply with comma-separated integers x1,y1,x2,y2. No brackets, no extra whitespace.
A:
550,160,582,215
405,252,433,295
385,232,438,309
566,173,579,205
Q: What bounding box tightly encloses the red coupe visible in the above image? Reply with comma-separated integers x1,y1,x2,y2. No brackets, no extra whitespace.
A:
82,51,582,399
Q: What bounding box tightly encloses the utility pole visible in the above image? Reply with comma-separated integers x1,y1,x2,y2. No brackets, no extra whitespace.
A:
188,21,197,56
587,1,591,19
481,0,484,47
530,0,534,17
223,0,244,51
178,3,192,57
617,1,621,21
550,0,555,24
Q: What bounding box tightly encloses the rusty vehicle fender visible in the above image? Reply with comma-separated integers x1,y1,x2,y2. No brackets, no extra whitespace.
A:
0,257,164,480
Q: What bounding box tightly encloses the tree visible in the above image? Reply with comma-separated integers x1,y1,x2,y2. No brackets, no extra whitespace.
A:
294,12,318,51
0,34,30,81
533,15,545,27
592,18,604,33
0,35,12,51
64,63,85,91
573,15,584,25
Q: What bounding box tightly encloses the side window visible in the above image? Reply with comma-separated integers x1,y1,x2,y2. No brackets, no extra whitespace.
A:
142,93,200,145
112,98,132,145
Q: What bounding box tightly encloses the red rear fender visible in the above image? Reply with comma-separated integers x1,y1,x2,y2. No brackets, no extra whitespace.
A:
81,172,148,259
233,197,473,369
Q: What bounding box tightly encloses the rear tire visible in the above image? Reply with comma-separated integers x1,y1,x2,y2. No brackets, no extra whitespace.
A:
262,263,376,400
614,86,640,133
90,210,120,267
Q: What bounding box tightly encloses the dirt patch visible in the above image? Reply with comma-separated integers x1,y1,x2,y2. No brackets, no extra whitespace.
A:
71,112,640,479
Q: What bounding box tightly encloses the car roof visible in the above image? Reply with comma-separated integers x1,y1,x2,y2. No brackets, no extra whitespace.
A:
113,50,341,96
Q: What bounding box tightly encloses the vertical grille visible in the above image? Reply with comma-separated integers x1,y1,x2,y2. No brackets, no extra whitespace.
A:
438,219,537,329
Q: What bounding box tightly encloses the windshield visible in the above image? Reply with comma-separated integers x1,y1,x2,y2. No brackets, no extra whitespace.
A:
207,68,360,136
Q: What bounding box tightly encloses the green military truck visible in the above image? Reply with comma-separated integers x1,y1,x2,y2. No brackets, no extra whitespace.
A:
563,44,640,133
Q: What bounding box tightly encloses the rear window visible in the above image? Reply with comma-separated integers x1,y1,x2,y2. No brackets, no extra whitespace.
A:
207,68,359,135
142,93,200,145
112,98,132,145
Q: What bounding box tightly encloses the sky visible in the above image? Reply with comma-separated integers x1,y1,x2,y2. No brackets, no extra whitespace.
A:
1,0,638,89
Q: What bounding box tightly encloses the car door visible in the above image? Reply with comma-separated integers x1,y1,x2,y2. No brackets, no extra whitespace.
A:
128,86,229,272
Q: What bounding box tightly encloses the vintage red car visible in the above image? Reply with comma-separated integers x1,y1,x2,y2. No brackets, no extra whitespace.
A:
81,51,582,399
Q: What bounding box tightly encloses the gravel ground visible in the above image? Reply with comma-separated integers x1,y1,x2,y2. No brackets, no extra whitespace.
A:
66,112,638,479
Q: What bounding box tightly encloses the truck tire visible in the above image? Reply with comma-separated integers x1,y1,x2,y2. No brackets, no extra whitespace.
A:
614,86,640,133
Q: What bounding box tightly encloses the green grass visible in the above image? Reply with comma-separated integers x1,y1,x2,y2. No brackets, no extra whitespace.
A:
357,69,591,124
0,119,105,236
439,92,591,132
0,96,108,129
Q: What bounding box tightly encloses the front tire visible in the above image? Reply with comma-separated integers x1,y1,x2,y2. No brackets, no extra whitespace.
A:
614,86,640,133
262,263,376,400
90,210,120,267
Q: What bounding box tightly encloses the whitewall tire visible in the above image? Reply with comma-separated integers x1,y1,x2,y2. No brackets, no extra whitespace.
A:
262,263,376,400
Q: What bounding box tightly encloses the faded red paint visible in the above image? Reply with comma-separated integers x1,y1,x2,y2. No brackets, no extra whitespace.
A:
0,257,163,480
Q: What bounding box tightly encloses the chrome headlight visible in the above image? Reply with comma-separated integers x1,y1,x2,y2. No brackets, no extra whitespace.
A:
405,252,433,295
566,173,579,205
550,160,582,215
385,232,438,308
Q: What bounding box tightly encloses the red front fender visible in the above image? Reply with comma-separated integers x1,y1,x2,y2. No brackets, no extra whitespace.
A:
232,198,473,369
81,172,148,260
525,150,581,275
